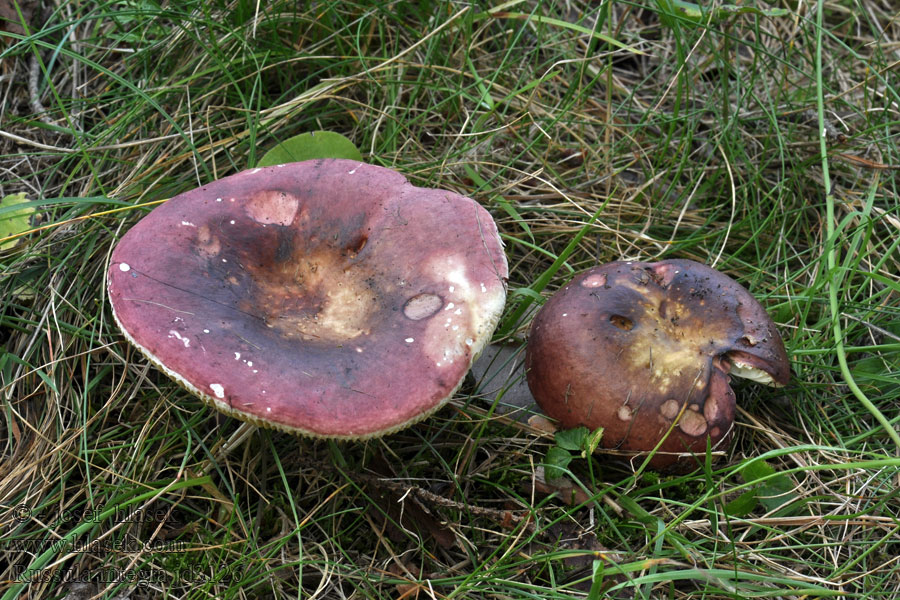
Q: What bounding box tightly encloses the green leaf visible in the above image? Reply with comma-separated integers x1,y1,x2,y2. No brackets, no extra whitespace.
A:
852,356,900,395
724,489,759,517
555,426,590,452
544,446,574,480
740,457,777,483
587,559,606,600
582,427,604,457
757,477,798,513
656,0,789,25
739,459,801,514
257,131,362,167
0,193,36,250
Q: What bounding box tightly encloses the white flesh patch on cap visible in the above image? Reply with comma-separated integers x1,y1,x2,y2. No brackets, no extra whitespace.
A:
167,330,190,347
660,398,680,420
581,273,607,288
678,408,708,437
210,383,225,399
119,263,131,272
418,254,506,369
245,190,300,225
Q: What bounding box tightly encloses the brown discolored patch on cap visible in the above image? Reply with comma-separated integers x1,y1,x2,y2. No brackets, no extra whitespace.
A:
525,259,789,471
108,159,508,439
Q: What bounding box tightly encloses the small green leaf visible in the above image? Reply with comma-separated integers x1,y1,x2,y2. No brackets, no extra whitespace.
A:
582,427,604,457
757,477,798,513
724,489,759,517
587,559,606,600
554,426,590,452
852,356,900,395
739,459,801,515
0,193,36,250
656,0,789,25
740,458,777,483
716,4,790,18
544,446,574,480
257,131,362,167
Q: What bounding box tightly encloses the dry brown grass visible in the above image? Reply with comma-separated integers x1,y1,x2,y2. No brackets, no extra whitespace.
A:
2,1,899,598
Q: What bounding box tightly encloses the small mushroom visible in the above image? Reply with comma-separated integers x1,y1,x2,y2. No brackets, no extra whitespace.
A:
108,159,508,438
525,259,789,470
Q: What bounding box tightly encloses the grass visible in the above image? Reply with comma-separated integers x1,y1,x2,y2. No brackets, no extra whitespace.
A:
1,0,899,598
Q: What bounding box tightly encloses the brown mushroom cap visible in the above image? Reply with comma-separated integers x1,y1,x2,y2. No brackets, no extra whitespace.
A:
525,259,789,470
108,159,508,438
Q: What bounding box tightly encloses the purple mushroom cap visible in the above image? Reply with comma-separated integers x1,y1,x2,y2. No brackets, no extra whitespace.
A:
108,159,508,438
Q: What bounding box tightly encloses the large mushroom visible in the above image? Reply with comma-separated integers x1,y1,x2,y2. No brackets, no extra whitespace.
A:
525,259,789,470
107,159,508,438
